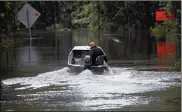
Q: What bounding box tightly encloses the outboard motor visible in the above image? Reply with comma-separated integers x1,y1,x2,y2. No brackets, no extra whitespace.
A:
96,55,105,65
83,55,92,68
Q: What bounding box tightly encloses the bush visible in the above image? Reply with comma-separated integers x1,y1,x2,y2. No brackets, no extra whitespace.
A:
174,59,181,71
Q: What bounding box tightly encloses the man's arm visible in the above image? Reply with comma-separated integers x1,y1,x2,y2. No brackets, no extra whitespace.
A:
99,48,108,63
104,56,108,62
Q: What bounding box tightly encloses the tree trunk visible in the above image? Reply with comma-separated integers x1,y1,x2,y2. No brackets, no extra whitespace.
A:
55,1,60,23
51,2,55,29
145,1,152,58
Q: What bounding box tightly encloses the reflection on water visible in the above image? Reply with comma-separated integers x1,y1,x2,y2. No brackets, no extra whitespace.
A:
1,30,179,70
1,67,181,111
17,47,40,67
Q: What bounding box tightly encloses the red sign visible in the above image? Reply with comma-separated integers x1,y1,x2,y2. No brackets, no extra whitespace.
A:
156,11,175,21
34,12,39,17
157,42,176,55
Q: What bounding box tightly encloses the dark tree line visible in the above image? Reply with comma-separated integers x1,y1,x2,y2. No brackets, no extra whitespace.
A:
0,1,181,54
0,1,180,31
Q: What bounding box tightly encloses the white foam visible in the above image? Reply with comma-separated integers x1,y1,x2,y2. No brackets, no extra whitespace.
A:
2,67,181,111
2,67,71,89
1,67,181,93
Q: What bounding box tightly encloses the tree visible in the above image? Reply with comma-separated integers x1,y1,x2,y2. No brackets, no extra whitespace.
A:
0,1,26,55
150,1,180,42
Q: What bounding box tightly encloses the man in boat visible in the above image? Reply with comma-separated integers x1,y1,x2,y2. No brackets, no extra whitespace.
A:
89,42,108,66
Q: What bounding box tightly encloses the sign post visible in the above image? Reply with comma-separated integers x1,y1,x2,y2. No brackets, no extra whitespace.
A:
17,3,40,67
155,11,176,69
26,9,32,46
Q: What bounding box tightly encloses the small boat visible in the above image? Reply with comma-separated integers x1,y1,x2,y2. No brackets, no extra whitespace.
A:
68,46,108,74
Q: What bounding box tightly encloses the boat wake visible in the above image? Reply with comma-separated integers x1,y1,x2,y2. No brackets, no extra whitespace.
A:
1,67,181,110
2,67,180,92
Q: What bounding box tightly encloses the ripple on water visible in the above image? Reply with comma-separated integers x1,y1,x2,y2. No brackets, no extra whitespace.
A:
2,67,180,91
1,67,181,110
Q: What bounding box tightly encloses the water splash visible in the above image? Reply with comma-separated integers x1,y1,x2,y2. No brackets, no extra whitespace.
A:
1,67,180,110
2,67,71,90
2,67,180,91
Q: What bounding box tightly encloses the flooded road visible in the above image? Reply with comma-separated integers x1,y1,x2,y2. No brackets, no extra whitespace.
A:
1,67,181,111
0,30,181,111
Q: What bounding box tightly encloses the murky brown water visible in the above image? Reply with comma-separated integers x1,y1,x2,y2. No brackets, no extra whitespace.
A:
0,30,181,111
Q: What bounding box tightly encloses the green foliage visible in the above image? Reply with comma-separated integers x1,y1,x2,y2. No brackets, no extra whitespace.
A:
150,20,177,41
71,2,90,28
0,1,180,31
150,24,165,39
0,1,26,53
164,20,177,42
150,2,179,42
1,35,15,48
174,59,181,71
0,1,181,56
0,1,26,32
71,2,102,30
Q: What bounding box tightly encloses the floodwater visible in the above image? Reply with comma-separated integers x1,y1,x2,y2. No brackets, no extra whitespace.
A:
0,30,181,111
